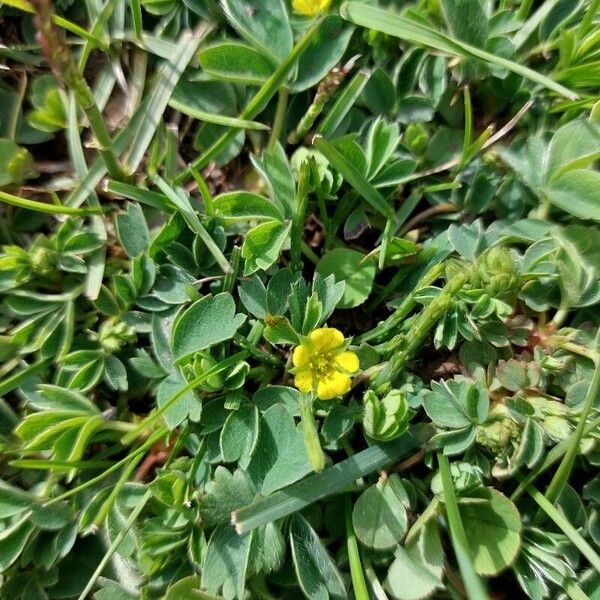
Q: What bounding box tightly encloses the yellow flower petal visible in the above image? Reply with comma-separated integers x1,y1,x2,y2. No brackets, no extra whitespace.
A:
292,0,331,16
293,344,311,368
295,369,314,393
317,371,352,400
334,351,360,374
309,327,344,353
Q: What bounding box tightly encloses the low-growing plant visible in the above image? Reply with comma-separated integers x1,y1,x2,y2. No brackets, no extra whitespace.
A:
0,0,599,599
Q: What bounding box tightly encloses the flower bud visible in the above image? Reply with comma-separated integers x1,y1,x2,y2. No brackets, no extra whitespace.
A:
476,246,519,303
363,389,412,441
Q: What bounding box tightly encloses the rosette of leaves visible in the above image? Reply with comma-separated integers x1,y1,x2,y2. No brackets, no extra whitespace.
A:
239,268,345,345
423,377,490,455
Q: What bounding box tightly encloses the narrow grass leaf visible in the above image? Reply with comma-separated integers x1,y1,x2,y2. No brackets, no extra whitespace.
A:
527,484,600,573
314,136,393,218
232,427,429,534
168,98,271,131
340,1,577,100
438,453,489,600
318,69,371,138
121,24,211,173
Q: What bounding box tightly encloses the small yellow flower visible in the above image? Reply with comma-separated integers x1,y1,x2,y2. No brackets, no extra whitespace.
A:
292,0,332,17
292,327,359,400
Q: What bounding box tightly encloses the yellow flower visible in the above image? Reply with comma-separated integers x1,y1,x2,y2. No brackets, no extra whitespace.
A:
292,0,332,17
292,327,359,400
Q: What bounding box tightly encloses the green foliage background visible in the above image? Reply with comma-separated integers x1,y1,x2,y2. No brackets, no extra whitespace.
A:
0,0,600,598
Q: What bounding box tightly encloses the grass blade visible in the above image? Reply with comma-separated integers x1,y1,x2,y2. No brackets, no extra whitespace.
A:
66,94,106,300
513,0,563,50
318,69,371,138
340,1,577,100
104,180,174,211
232,426,429,534
345,496,370,600
438,453,489,600
526,483,600,573
313,136,394,218
121,24,211,173
0,190,100,216
168,98,271,131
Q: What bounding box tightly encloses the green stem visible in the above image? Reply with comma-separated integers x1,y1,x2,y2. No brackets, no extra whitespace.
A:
438,453,489,600
223,246,241,293
76,489,152,600
345,496,370,600
268,87,289,150
299,393,326,472
0,190,100,216
371,268,469,394
291,161,310,272
358,261,445,344
91,449,144,529
301,241,320,265
363,560,389,600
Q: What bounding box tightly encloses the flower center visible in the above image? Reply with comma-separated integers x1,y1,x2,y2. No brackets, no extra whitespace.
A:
311,352,335,378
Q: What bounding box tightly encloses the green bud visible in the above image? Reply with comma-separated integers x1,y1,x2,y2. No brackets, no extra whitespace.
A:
475,417,520,454
363,389,412,442
404,123,429,155
476,247,519,303
99,318,136,353
30,247,54,275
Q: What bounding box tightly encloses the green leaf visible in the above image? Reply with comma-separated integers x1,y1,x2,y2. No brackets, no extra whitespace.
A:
198,42,275,85
352,474,408,550
545,120,600,182
213,192,284,222
34,384,100,415
0,517,36,571
238,275,269,319
440,0,488,47
0,480,34,519
156,371,202,429
245,403,312,495
172,293,246,363
289,513,347,600
252,142,295,218
221,0,292,64
546,169,600,221
385,520,444,600
220,404,260,469
202,525,253,599
316,248,376,309
164,576,223,600
292,16,354,92
115,203,150,258
460,488,522,576
242,220,291,275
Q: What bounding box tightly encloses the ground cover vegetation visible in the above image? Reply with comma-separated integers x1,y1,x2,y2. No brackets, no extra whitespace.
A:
0,0,600,598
